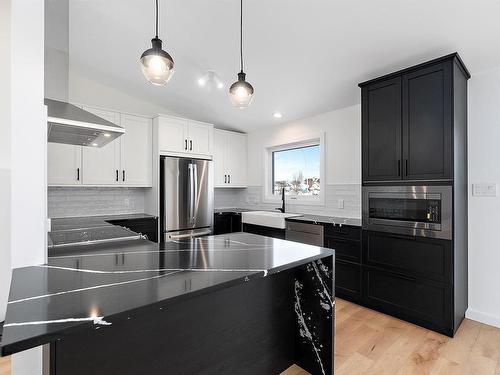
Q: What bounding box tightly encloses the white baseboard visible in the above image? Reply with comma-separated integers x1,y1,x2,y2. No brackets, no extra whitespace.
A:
466,308,500,329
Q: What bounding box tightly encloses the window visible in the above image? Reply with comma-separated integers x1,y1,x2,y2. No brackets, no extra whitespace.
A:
272,143,321,197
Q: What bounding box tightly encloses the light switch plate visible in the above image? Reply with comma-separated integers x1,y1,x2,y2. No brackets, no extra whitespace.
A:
337,199,344,209
472,183,497,197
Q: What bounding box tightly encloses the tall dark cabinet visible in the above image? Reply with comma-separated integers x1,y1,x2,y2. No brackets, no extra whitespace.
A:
358,53,470,337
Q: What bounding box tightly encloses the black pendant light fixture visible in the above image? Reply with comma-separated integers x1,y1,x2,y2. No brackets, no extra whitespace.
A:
229,0,254,108
140,0,174,86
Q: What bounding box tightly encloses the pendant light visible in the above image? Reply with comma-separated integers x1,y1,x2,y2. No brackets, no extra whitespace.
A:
229,0,254,108
140,0,174,86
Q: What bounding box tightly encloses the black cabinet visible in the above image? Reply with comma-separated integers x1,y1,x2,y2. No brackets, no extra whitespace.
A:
336,260,362,302
364,266,452,335
214,212,242,235
402,62,453,180
362,77,402,181
360,53,470,183
108,217,158,243
242,223,285,240
363,230,452,283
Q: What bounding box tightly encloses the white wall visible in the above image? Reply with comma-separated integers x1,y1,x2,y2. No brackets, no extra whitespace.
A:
466,67,500,328
69,70,178,118
247,104,361,186
0,0,12,324
8,0,46,373
220,104,362,218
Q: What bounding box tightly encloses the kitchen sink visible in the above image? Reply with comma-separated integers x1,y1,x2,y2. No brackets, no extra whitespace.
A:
241,211,302,229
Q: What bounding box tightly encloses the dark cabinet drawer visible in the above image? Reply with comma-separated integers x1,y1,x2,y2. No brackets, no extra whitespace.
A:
336,260,362,301
364,267,451,330
325,236,361,263
363,231,452,283
323,224,361,241
214,212,242,235
109,218,158,243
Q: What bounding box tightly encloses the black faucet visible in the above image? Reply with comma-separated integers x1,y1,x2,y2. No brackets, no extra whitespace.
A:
276,187,285,213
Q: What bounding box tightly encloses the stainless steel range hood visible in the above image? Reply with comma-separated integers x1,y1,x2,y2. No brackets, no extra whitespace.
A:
46,98,125,147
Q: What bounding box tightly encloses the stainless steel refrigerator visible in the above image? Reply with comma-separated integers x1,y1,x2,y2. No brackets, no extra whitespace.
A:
160,156,213,242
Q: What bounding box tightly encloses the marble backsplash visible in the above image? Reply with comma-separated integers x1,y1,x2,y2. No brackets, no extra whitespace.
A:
215,184,361,219
48,187,146,218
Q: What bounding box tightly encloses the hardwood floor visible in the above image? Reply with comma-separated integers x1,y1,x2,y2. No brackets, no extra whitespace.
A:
334,298,500,375
0,355,9,375
2,299,500,375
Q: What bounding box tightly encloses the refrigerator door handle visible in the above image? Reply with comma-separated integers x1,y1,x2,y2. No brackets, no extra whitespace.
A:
188,163,194,226
192,163,198,225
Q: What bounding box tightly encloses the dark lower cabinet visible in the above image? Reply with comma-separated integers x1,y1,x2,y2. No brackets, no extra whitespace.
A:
243,223,285,240
363,230,452,283
108,217,158,243
335,260,362,302
364,266,452,336
214,212,242,235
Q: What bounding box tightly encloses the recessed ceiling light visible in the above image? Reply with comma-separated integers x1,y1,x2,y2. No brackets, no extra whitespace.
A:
198,78,206,87
92,143,98,147
273,112,283,119
103,133,111,138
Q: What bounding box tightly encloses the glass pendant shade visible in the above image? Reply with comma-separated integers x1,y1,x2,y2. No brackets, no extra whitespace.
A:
229,72,254,108
140,38,174,86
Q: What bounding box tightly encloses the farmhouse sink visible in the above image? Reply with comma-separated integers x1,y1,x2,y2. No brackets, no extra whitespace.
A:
241,211,302,229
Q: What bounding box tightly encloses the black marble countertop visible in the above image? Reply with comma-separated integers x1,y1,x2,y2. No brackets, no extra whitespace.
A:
48,214,158,248
50,213,157,232
285,214,361,227
214,208,361,227
0,233,333,356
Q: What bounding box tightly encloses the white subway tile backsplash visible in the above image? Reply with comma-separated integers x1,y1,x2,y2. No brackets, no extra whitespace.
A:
48,187,147,218
215,184,361,218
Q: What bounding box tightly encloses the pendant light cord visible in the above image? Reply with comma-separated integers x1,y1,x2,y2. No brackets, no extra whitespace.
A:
240,0,244,73
155,0,159,38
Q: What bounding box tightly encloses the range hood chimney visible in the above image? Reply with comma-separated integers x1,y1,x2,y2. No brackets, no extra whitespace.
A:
46,99,125,147
45,0,124,148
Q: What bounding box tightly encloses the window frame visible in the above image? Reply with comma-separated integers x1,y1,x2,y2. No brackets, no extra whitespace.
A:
263,134,325,206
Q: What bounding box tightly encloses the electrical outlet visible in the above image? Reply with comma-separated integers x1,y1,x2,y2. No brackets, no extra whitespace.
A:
124,198,130,206
337,199,344,209
472,183,497,197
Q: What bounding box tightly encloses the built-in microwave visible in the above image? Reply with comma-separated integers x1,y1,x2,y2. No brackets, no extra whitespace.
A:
362,185,452,240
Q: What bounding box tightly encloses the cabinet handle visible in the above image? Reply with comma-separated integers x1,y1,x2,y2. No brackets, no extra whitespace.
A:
185,139,188,150
77,168,80,181
405,159,408,176
228,175,231,184
397,160,401,177
116,170,119,181
189,140,193,151
122,170,125,182
224,175,227,183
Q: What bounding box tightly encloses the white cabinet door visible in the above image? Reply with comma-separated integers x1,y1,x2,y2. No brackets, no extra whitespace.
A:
47,143,82,185
226,132,247,187
213,130,227,187
120,114,152,187
188,121,213,156
158,117,188,153
82,107,121,185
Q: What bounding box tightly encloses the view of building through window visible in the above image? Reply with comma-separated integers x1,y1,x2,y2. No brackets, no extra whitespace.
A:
272,144,320,196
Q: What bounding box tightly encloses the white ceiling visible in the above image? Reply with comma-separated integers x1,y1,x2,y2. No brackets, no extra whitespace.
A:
68,0,500,132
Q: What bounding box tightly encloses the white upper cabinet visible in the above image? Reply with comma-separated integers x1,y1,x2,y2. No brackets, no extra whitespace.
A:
120,114,152,187
187,120,213,156
82,107,121,185
213,130,226,186
47,143,82,186
48,106,153,187
157,116,189,154
214,129,247,188
156,115,213,158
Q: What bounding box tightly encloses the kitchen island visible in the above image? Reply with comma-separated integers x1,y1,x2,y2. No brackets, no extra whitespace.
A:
1,233,334,375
